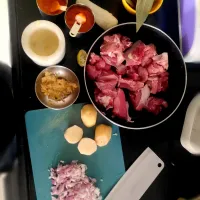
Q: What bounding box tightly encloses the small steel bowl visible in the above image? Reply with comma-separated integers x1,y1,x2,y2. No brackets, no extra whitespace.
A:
35,65,80,110
36,0,68,16
64,3,95,37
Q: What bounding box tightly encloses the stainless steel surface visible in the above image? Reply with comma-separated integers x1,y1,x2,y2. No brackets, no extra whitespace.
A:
65,4,95,35
35,65,80,109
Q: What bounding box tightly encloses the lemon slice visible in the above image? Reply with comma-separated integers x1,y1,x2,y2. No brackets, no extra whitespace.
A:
77,49,87,67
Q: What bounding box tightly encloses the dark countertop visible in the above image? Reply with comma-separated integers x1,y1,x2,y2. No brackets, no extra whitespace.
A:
10,0,200,199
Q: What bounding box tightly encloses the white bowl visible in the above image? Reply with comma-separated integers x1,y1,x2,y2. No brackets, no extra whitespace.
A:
21,20,65,66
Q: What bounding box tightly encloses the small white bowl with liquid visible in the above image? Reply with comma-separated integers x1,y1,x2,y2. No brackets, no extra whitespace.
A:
21,20,65,66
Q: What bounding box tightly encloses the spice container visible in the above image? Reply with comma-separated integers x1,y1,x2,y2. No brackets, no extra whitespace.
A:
65,4,95,37
36,0,68,21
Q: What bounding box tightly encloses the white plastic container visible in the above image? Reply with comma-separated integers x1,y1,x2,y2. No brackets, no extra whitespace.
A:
179,0,200,62
21,20,65,67
181,94,200,155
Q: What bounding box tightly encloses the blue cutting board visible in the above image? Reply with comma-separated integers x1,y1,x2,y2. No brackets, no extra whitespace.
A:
25,103,125,200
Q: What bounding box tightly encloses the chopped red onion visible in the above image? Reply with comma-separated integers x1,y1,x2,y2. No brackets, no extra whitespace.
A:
49,161,102,200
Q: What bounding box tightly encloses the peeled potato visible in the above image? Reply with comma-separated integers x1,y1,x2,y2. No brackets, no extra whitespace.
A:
64,125,83,144
81,104,97,127
78,138,97,156
95,124,112,147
